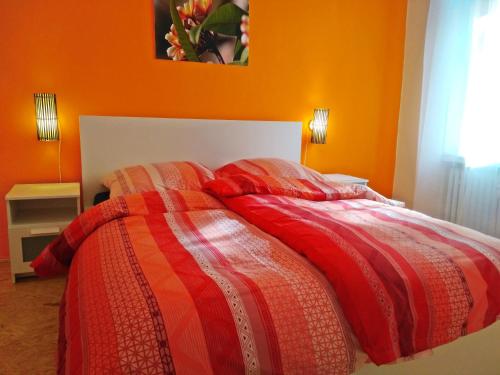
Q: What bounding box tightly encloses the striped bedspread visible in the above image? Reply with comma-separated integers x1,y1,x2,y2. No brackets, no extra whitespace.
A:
32,190,365,374
209,175,500,365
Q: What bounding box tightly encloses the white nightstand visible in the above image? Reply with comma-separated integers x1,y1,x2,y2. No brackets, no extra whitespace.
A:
323,174,369,186
5,183,81,282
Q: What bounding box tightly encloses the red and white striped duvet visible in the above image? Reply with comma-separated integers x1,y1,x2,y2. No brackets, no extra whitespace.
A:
32,174,500,373
33,190,365,374
209,175,500,365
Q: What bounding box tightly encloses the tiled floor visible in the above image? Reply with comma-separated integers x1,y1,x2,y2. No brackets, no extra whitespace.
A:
0,262,65,374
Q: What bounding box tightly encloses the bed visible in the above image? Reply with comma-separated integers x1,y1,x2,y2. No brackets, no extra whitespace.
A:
32,116,499,374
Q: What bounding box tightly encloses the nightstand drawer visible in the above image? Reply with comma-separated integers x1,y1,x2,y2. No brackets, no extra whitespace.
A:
22,235,58,262
8,227,61,276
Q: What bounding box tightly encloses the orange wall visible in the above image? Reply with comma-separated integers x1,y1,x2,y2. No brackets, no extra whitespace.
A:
0,0,407,259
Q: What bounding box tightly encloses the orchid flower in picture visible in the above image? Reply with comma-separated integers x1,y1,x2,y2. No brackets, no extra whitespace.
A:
154,0,249,65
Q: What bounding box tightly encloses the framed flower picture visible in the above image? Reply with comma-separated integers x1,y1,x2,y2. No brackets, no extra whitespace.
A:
154,0,249,65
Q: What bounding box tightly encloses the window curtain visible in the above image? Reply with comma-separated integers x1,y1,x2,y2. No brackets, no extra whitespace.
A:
413,0,500,237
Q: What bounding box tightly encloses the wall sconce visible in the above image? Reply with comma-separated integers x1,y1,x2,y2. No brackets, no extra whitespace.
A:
303,108,330,166
309,108,329,144
34,93,62,182
34,93,59,141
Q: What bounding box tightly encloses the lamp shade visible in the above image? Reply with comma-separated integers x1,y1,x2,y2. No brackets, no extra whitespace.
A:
34,93,59,141
309,108,329,144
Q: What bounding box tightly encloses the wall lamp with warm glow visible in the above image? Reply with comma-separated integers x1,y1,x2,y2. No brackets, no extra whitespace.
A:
34,93,59,141
309,108,329,144
303,108,330,166
34,93,62,182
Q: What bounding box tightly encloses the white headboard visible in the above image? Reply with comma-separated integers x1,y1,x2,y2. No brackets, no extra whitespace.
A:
80,116,303,209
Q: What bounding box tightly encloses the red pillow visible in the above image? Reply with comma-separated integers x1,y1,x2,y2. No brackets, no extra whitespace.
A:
214,158,325,182
204,174,350,201
204,174,399,206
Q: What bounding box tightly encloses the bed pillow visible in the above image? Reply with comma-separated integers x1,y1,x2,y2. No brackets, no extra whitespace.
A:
103,161,214,198
214,158,325,182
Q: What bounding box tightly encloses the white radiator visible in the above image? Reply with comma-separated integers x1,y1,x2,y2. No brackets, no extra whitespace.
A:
444,162,500,238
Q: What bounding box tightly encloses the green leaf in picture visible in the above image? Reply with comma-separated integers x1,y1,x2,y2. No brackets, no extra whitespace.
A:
169,0,200,62
189,25,202,45
201,3,248,36
240,46,249,64
234,39,244,60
